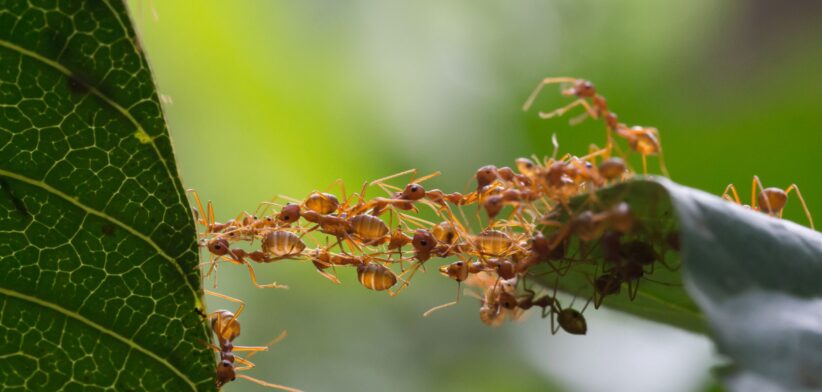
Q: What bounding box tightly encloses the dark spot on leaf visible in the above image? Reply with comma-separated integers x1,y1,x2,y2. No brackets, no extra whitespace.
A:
101,223,116,236
0,178,29,218
67,74,89,94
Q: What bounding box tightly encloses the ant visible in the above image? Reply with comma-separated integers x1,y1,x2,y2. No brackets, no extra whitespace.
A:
422,258,490,317
205,291,301,391
307,246,405,294
595,232,679,304
722,175,814,229
523,77,669,176
496,279,588,335
199,236,289,290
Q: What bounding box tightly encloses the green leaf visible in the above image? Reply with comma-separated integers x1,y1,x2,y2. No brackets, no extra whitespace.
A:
534,177,822,390
0,1,213,390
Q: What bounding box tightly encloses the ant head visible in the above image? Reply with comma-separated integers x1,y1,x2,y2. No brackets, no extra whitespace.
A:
439,260,468,281
494,259,516,280
412,229,437,252
483,195,504,219
621,240,656,266
207,237,230,256
530,232,550,257
215,359,236,387
515,158,536,176
401,183,426,201
569,79,596,98
558,309,587,335
278,203,301,223
498,292,518,310
595,274,621,297
758,188,788,213
476,165,498,189
497,166,515,181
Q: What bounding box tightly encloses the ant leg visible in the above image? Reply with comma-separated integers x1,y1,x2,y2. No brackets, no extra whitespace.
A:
232,346,269,354
523,77,579,111
278,194,302,204
398,212,436,229
423,282,461,317
644,127,670,177
412,171,441,185
338,180,361,212
206,342,222,353
313,257,342,285
392,262,425,296
235,374,303,392
752,175,768,212
187,190,209,229
722,184,742,205
308,236,341,285
569,111,591,126
641,154,648,175
370,169,417,187
243,260,288,289
657,145,670,177
317,269,341,285
336,178,348,206
539,99,598,121
233,355,258,372
784,184,815,229
549,307,560,335
628,280,640,300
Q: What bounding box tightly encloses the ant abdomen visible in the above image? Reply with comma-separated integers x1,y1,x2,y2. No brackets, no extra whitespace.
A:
357,263,398,291
262,231,306,258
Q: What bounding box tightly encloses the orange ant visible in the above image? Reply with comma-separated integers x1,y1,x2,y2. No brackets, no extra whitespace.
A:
307,246,405,294
722,175,814,229
523,78,603,122
201,229,309,290
466,273,523,327
421,258,489,317
205,291,301,391
523,77,669,176
346,169,443,222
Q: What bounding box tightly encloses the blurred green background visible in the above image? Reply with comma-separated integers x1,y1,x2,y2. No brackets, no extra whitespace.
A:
127,1,821,391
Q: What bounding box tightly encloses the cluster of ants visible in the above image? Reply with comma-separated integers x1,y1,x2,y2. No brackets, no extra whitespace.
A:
194,77,813,390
